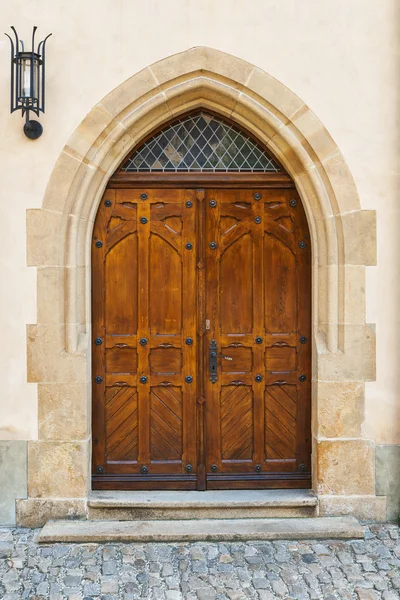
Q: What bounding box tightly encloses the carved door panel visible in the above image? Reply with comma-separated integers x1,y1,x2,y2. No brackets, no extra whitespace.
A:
92,189,198,489
204,189,311,489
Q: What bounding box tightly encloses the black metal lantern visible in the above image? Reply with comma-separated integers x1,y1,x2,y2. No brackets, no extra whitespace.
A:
5,26,52,139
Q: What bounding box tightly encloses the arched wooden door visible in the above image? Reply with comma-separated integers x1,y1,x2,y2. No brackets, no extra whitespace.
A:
92,112,311,490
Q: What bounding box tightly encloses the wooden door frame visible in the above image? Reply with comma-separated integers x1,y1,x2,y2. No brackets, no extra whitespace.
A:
107,172,295,189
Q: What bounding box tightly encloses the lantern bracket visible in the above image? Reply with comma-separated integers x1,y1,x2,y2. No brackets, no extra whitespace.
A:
5,26,52,139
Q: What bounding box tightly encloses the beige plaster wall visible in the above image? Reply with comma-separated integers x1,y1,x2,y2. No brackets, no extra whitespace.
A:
0,0,399,449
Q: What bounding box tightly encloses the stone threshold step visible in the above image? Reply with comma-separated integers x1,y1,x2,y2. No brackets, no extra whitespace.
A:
88,489,318,508
39,516,363,544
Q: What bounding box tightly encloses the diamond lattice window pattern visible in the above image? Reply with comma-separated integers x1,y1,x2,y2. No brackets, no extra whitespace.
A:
121,112,281,172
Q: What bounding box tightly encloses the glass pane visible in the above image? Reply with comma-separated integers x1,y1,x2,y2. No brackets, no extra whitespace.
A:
120,112,281,173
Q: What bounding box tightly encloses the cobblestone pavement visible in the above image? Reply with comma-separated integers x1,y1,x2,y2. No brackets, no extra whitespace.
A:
0,524,399,600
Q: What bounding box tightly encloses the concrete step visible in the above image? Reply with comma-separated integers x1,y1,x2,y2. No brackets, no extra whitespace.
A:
87,489,318,520
39,516,363,544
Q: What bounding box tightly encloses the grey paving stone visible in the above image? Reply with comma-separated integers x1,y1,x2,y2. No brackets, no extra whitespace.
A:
0,524,399,600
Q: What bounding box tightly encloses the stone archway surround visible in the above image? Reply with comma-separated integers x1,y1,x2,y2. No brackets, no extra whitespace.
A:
18,47,384,526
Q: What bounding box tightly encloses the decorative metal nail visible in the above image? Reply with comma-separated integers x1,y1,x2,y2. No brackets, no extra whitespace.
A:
254,216,262,224
140,193,148,200
254,192,262,200
186,200,193,208
209,200,217,207
140,465,149,474
186,243,193,250
300,463,306,471
299,241,306,249
140,376,148,384
140,217,148,224
140,338,148,346
104,200,112,207
290,199,297,207
255,337,263,344
299,374,307,382
186,464,193,472
209,242,217,250
300,336,307,344
96,466,104,474
255,374,263,382
95,376,103,384
211,464,218,472
185,338,193,345
95,337,103,346
255,464,262,472
185,376,193,384
95,240,103,248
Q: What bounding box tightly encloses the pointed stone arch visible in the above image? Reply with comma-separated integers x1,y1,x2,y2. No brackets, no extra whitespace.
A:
20,47,383,526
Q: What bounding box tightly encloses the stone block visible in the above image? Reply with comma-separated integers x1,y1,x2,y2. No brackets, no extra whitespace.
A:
246,67,305,120
26,208,63,267
290,107,342,167
317,324,376,382
376,444,400,521
338,210,377,266
0,441,27,525
317,440,375,495
321,152,363,218
231,98,277,147
38,383,89,441
319,495,387,521
38,516,364,543
27,324,87,384
150,47,253,87
317,381,365,438
340,265,366,324
164,76,240,119
36,267,64,324
65,103,117,162
28,441,89,498
42,150,86,212
16,498,86,528
101,67,159,118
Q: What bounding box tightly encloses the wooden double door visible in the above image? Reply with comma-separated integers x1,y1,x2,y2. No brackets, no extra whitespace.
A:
92,186,311,490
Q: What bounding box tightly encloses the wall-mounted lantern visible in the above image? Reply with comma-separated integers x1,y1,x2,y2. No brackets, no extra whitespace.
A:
5,26,52,139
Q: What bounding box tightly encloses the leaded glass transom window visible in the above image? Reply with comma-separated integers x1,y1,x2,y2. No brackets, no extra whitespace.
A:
120,112,281,172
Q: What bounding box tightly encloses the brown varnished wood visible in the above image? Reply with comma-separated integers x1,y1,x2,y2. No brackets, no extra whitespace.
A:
108,173,294,189
203,189,311,489
92,186,311,490
195,189,207,490
92,188,198,488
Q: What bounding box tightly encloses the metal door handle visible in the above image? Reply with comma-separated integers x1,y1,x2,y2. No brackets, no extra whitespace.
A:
210,352,233,361
210,339,233,384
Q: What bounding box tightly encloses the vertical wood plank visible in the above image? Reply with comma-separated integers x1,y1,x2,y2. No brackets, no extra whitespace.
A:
182,189,197,472
137,197,151,464
92,189,114,474
292,189,312,472
195,189,206,489
252,191,265,467
205,189,221,474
